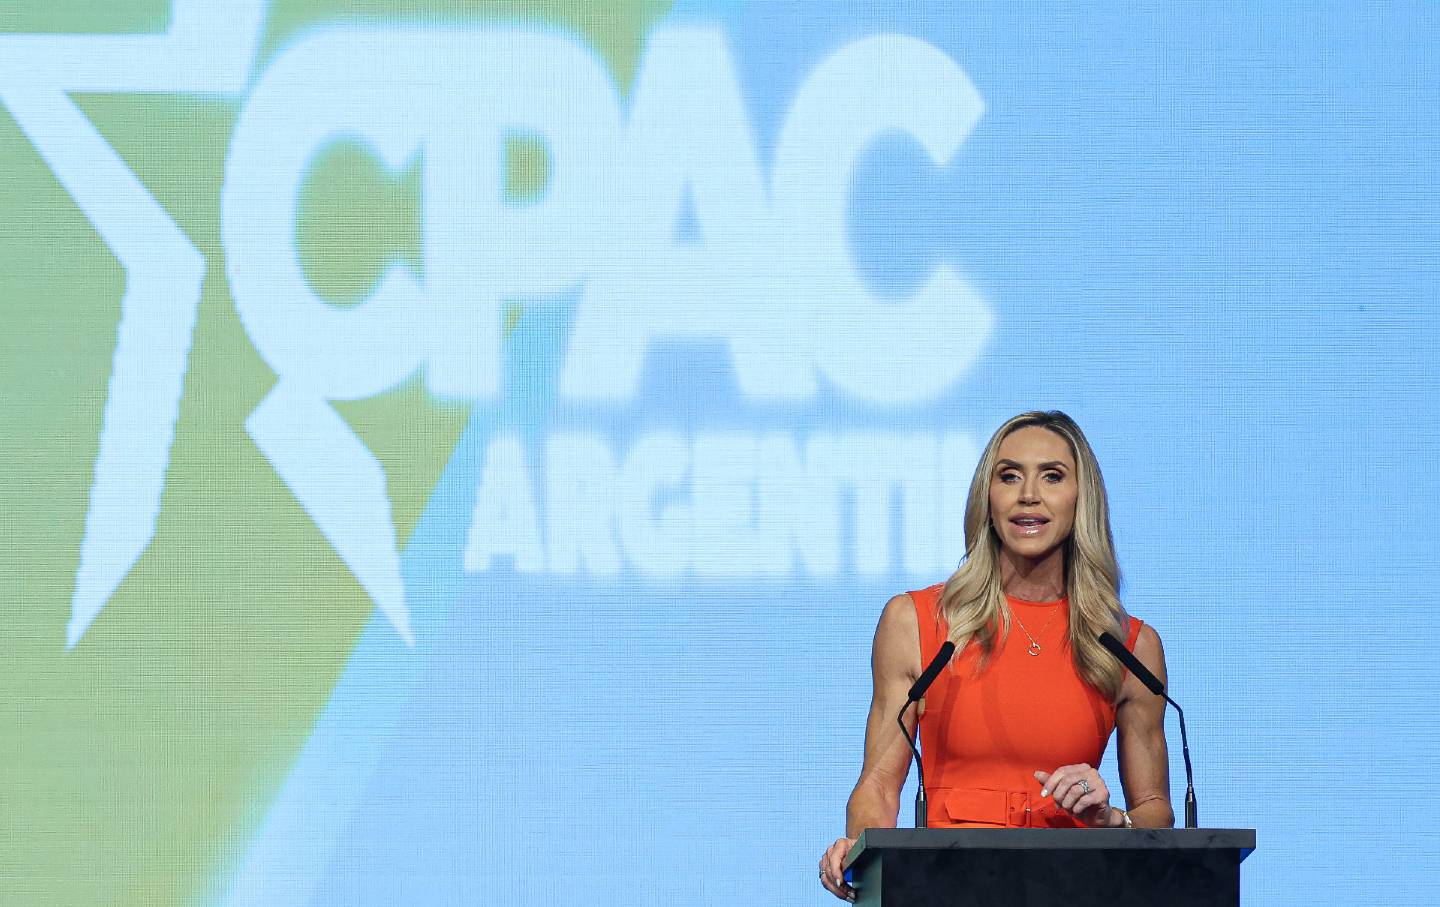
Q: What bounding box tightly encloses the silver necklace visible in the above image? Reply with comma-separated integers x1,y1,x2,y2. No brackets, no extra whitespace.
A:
1012,605,1061,656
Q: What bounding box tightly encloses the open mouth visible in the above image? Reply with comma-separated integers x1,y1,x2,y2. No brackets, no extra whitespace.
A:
1010,516,1049,534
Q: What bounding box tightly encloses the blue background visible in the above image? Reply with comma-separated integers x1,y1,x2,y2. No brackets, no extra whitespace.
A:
223,2,1440,904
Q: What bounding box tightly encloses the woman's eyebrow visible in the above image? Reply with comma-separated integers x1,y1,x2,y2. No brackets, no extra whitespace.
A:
995,459,1071,470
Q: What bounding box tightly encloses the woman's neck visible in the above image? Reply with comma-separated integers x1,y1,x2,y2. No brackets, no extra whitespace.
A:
999,547,1066,602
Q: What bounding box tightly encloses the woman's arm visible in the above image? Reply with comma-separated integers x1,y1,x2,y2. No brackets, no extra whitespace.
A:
1114,623,1175,828
820,593,923,900
844,593,925,836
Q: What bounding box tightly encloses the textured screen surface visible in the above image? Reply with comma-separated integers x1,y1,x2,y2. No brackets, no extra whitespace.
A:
2,2,1437,905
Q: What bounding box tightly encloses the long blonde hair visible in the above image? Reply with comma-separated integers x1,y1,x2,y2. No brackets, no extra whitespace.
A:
939,411,1129,698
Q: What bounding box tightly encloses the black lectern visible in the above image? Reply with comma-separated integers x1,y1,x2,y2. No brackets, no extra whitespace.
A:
843,828,1255,907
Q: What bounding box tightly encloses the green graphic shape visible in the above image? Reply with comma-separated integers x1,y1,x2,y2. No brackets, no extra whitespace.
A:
297,139,423,308
3,1,170,34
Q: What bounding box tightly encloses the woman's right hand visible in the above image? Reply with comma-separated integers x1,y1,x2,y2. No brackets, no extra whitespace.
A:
819,837,858,901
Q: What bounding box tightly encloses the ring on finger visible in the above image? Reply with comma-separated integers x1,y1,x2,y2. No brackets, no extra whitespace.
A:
1078,778,1092,795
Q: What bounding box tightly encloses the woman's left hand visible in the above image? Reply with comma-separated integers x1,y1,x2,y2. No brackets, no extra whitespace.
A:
1034,764,1122,828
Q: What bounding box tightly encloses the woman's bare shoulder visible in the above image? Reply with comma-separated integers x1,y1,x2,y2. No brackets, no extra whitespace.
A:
1118,621,1167,705
1133,621,1164,662
873,592,923,680
880,591,918,624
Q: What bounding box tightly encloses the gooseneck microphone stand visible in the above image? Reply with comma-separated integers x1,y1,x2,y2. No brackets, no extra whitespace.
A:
897,640,955,828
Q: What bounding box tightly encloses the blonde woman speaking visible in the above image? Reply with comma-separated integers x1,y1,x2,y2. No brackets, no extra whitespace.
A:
820,411,1173,901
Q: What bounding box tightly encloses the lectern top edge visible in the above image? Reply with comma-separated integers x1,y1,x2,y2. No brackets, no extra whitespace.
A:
845,827,1256,870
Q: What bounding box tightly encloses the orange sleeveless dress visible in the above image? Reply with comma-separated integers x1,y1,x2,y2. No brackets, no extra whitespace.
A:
910,583,1143,828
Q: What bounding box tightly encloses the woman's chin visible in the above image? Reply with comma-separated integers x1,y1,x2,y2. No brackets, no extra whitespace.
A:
1001,538,1062,562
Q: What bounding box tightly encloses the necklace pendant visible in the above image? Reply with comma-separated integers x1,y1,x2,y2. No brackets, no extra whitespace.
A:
1027,641,1042,656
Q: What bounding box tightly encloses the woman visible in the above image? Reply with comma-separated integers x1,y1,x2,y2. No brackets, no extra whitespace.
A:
819,411,1172,901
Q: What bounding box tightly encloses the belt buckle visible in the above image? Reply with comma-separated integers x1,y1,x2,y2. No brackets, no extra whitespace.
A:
1008,790,1031,827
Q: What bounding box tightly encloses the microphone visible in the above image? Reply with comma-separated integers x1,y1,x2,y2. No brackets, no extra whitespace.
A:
897,640,955,828
908,640,956,702
1098,631,1197,828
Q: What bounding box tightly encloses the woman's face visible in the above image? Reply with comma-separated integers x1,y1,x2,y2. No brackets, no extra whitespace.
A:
988,426,1079,562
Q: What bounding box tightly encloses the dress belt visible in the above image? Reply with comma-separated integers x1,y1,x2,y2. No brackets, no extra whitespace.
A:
927,786,1078,828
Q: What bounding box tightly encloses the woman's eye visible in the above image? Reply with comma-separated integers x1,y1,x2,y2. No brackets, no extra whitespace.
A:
998,472,1019,483
1044,472,1063,483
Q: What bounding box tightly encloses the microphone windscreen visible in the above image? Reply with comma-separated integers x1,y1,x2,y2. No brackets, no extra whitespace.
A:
907,640,956,702
1098,631,1165,696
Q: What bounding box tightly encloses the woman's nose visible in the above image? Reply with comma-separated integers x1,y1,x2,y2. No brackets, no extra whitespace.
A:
1019,476,1041,503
